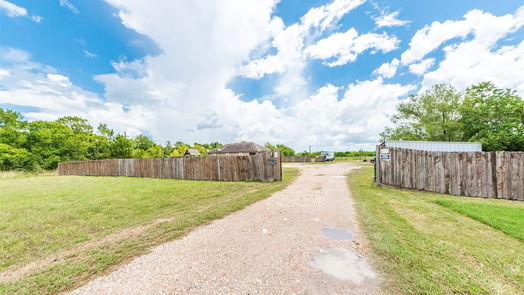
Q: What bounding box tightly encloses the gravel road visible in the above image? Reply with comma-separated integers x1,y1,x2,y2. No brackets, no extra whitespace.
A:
68,163,380,295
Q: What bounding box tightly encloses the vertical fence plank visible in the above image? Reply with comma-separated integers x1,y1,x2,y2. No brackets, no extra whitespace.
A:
374,147,523,201
58,152,282,182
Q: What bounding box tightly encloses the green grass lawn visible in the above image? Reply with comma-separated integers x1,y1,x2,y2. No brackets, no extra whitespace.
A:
348,167,524,295
436,199,524,242
0,168,298,295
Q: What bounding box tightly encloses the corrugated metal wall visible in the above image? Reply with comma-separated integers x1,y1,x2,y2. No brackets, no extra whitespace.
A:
385,140,482,152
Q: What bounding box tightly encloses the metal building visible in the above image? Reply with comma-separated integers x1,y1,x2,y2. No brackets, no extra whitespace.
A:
382,140,482,152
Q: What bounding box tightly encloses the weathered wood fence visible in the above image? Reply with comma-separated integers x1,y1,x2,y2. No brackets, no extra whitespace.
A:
376,147,524,201
58,152,282,182
282,156,312,162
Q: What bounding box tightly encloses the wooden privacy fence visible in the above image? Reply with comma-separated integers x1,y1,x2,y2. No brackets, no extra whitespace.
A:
376,147,524,201
58,152,282,182
282,156,312,162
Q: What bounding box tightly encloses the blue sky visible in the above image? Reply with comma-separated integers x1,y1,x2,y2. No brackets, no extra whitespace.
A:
1,0,523,151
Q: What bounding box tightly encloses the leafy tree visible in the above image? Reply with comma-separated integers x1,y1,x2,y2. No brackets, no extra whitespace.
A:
109,135,134,158
276,144,295,156
56,117,93,134
381,84,463,142
133,134,156,151
0,144,34,170
460,82,524,151
0,109,27,147
143,145,164,158
170,141,190,156
97,123,114,139
265,143,295,156
24,121,76,169
192,143,208,156
162,141,175,157
264,142,276,150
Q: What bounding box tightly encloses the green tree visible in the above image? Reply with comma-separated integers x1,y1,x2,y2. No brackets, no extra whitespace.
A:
0,109,27,147
265,143,295,156
110,135,134,158
460,82,524,151
381,84,463,142
170,141,190,156
0,143,34,170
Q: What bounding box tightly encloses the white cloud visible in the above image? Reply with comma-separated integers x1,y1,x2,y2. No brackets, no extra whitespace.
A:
422,38,524,95
306,28,400,67
31,15,43,22
373,58,399,78
401,7,524,65
408,58,434,75
0,0,41,22
301,0,365,31
0,48,152,137
59,0,79,14
83,50,96,58
238,0,367,102
46,73,73,87
415,6,524,95
0,68,10,79
0,0,26,17
373,11,410,28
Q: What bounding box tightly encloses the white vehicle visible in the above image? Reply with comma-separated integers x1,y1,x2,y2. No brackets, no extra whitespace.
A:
321,151,335,161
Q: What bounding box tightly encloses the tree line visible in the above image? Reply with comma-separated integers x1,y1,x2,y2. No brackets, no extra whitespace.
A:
0,110,224,171
381,82,524,151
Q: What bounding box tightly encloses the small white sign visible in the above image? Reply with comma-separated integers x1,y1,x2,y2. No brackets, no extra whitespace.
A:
380,154,390,161
380,148,390,154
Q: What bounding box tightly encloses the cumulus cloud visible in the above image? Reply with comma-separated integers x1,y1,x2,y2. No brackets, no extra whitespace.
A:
408,58,434,75
373,58,400,78
0,0,26,17
0,0,42,22
413,5,524,95
306,28,400,67
401,7,524,65
373,11,410,28
238,0,367,102
0,48,152,136
301,0,365,31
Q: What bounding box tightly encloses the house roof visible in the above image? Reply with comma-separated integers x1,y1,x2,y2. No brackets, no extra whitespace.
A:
185,149,201,156
208,142,270,154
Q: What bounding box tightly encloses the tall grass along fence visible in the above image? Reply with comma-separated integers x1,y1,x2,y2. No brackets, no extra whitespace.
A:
282,156,312,162
376,147,524,201
58,151,282,182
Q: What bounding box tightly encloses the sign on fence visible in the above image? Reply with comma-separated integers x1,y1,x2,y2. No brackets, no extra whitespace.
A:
376,147,524,201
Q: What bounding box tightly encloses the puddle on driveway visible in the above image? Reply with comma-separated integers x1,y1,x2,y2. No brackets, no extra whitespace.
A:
310,248,376,284
321,227,353,241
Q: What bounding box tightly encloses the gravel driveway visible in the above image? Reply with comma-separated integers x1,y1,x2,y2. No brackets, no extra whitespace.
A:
68,163,380,295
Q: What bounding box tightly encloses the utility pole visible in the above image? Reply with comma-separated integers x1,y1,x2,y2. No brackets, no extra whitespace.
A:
309,145,312,154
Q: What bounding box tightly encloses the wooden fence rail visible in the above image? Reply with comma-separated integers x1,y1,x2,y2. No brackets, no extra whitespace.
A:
282,156,312,162
376,147,524,201
58,152,282,182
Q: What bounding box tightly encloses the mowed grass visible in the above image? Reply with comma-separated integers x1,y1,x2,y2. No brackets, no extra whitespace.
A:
436,199,524,242
0,168,298,295
348,167,524,295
